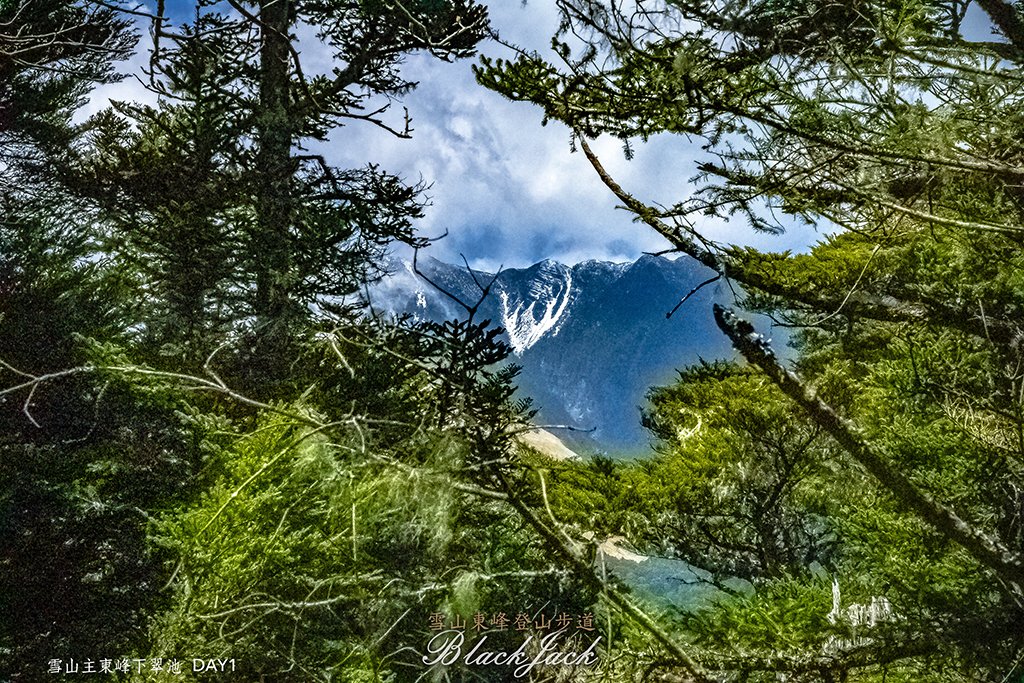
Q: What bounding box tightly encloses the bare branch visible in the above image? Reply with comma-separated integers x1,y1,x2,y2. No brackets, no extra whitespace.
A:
411,247,501,322
493,468,715,683
667,274,721,319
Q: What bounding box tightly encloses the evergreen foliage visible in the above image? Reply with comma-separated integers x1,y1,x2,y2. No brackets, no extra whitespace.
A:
2,1,577,680
476,0,1024,679
10,0,1024,680
0,0,134,187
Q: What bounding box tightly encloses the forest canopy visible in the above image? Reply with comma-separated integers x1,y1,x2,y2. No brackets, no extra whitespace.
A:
475,0,1024,680
2,0,1024,682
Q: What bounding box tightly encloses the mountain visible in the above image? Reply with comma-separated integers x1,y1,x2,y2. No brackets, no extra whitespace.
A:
370,254,775,455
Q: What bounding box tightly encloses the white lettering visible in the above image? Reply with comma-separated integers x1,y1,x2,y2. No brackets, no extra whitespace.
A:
570,636,601,666
514,630,565,678
422,630,464,666
423,630,602,675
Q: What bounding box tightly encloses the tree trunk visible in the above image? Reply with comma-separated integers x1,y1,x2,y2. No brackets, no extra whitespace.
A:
254,0,292,325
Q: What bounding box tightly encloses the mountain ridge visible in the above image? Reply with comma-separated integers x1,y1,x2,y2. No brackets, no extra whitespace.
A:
371,254,767,454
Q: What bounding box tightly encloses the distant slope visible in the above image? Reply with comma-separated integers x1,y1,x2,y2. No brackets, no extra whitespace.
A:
516,427,582,461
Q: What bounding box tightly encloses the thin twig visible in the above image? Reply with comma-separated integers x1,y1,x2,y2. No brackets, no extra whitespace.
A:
667,274,722,319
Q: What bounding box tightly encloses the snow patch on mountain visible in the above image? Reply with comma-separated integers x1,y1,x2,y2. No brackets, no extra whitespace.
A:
499,263,574,354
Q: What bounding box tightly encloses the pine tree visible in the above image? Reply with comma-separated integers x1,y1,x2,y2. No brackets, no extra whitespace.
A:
0,0,134,188
476,0,1024,678
77,0,489,370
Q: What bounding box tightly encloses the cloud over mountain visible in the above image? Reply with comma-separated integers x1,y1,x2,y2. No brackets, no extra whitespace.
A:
371,254,781,453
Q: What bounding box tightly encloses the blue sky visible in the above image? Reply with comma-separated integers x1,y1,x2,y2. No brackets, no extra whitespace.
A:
91,1,997,270
317,2,824,270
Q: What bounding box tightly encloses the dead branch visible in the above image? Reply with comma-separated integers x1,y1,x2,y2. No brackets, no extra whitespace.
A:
667,274,721,319
492,468,715,683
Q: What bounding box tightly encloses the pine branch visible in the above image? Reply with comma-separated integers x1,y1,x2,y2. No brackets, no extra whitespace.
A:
712,305,1024,597
577,137,1017,347
493,470,716,683
975,0,1024,54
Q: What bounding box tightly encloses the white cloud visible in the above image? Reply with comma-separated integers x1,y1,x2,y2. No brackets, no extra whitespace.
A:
84,1,818,269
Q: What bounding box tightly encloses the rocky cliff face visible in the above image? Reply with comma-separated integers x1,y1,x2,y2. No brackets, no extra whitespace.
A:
371,254,768,455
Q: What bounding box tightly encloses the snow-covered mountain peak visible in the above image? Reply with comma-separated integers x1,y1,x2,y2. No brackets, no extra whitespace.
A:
534,258,565,271
370,253,758,451
498,262,574,355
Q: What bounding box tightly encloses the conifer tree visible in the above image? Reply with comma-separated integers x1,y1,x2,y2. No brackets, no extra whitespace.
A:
0,0,134,187
78,0,489,368
476,0,1024,678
